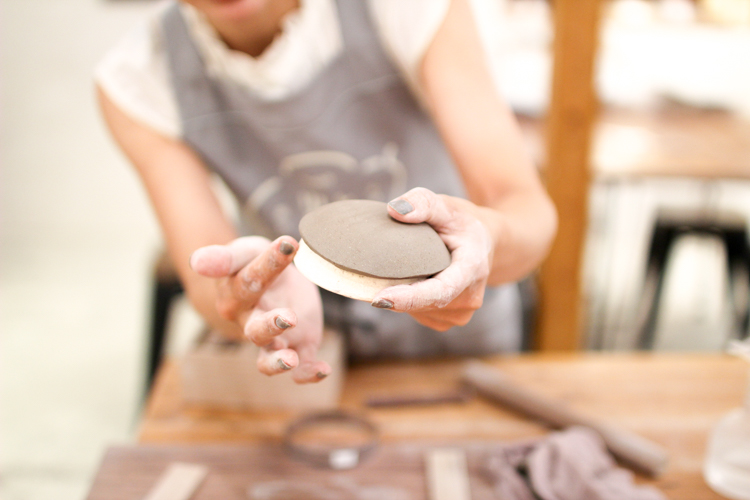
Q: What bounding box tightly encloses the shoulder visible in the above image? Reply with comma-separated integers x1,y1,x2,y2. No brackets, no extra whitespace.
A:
366,0,503,99
94,2,180,138
366,0,449,90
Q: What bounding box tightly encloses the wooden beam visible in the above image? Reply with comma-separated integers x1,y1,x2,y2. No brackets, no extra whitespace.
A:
536,0,603,350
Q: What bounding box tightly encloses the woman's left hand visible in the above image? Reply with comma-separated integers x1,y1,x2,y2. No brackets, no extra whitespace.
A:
370,187,493,331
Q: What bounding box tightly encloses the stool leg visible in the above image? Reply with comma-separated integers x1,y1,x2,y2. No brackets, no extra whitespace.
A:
724,229,750,340
637,224,678,349
145,278,183,396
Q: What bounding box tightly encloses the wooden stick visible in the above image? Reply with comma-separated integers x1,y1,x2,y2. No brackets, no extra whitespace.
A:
143,463,208,500
425,448,472,500
461,360,669,477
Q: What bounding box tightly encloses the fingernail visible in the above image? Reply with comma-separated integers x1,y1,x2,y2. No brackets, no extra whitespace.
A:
389,199,414,215
371,298,394,309
279,241,294,255
316,372,328,379
275,316,292,329
277,358,292,371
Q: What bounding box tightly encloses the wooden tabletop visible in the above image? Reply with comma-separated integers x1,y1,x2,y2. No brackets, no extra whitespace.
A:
136,352,747,499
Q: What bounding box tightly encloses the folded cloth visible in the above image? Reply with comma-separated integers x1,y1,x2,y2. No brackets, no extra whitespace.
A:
484,427,666,500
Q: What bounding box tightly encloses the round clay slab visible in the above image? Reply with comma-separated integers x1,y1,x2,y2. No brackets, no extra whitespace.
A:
294,240,420,302
298,200,451,279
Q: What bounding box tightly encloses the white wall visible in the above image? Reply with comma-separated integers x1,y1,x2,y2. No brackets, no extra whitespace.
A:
1,1,165,498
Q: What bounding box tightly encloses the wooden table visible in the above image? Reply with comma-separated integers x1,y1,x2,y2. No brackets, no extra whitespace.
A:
90,353,748,499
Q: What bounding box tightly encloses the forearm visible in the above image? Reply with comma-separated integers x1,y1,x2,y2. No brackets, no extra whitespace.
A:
97,85,245,340
148,167,244,340
152,173,246,341
418,0,557,286
128,123,245,340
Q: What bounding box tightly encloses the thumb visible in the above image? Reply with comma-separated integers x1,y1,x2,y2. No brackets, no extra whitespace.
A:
386,187,454,230
189,236,272,277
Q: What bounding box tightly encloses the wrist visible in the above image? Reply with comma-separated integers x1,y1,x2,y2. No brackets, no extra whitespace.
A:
440,194,502,253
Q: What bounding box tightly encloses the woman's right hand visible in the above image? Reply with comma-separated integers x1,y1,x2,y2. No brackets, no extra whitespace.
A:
189,236,331,383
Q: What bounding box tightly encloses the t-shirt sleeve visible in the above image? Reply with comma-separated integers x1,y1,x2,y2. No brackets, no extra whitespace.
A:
367,0,504,102
93,16,181,139
367,0,450,98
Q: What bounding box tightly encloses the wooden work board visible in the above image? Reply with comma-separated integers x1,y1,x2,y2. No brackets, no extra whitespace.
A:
86,441,530,500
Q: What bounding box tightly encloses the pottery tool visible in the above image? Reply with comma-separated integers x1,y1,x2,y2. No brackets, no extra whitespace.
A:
366,387,473,408
425,448,472,500
462,360,669,477
142,462,208,500
283,410,380,470
294,199,450,302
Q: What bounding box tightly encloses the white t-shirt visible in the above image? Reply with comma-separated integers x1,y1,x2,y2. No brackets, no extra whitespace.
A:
95,0,501,139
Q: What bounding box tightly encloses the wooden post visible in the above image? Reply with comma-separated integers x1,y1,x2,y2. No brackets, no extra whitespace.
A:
536,0,603,350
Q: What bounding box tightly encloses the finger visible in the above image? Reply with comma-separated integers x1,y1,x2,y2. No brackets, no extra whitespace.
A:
256,346,299,375
292,344,332,384
410,303,478,330
410,314,457,332
189,236,271,277
230,236,298,303
387,187,455,231
373,255,479,311
292,361,333,384
244,308,296,347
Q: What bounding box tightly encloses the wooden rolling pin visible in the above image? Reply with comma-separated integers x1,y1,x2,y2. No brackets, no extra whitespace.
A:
461,360,669,477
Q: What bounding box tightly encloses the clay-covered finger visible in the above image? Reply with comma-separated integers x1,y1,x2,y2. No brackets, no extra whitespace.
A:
291,360,333,384
291,344,332,384
372,260,473,311
256,347,299,375
230,236,298,303
386,187,454,230
189,236,271,277
244,309,297,347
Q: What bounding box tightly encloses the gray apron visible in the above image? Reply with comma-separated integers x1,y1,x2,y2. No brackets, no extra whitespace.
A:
161,0,522,358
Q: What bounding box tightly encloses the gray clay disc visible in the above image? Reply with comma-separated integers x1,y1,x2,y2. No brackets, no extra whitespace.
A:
299,200,451,279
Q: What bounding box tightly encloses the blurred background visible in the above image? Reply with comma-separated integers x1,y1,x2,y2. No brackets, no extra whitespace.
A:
2,0,750,498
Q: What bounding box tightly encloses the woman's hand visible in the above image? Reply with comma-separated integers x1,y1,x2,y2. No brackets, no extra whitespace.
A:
189,236,331,383
370,187,493,331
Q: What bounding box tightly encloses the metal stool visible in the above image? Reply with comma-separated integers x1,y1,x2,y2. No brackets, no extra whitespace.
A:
145,251,184,395
636,210,750,349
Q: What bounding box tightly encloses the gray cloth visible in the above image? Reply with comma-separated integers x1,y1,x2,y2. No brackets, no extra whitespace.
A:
484,427,666,500
160,0,523,358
